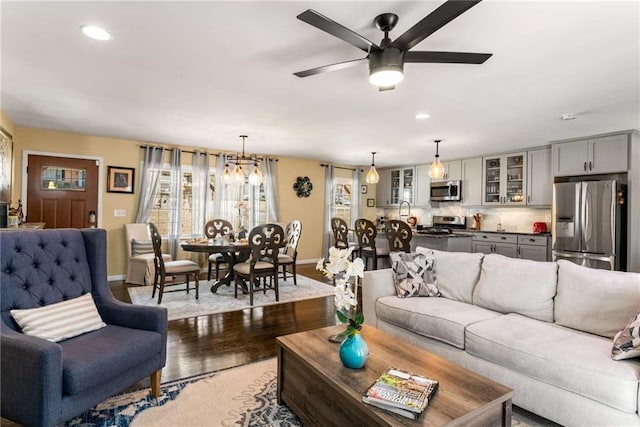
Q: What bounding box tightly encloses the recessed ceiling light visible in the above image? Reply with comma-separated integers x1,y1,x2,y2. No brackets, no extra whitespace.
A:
560,113,577,121
416,113,430,120
80,25,112,41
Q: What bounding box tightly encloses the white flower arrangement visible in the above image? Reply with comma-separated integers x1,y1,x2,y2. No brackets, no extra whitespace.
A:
316,247,365,337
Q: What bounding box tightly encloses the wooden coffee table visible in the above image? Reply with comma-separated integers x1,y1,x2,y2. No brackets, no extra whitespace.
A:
277,325,513,426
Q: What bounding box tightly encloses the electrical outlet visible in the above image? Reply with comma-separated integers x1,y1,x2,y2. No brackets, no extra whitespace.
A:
114,209,126,217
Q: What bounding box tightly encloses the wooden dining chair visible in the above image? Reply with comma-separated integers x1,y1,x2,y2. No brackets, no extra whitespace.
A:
355,218,390,270
330,217,358,257
279,220,302,286
149,222,201,304
233,223,285,305
204,219,234,280
386,219,413,253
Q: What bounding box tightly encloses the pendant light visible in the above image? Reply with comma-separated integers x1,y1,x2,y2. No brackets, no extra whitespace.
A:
428,140,445,179
365,152,380,184
223,135,264,186
248,160,263,186
221,162,233,184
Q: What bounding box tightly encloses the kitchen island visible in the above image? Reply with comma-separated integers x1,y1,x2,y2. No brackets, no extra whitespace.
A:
410,232,473,253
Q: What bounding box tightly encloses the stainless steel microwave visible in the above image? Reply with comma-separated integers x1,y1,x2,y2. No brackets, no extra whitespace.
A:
430,180,462,202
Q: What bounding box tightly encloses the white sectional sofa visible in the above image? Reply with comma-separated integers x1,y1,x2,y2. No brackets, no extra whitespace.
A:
362,249,640,426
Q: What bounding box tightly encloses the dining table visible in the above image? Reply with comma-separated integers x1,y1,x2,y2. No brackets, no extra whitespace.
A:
180,239,251,293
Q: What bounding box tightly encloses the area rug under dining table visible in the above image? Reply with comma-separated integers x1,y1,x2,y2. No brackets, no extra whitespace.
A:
65,358,559,427
127,274,334,321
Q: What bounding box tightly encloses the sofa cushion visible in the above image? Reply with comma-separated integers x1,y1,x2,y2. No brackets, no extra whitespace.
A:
390,251,439,298
375,296,501,349
415,248,483,304
59,324,163,395
466,313,640,413
472,254,557,322
612,308,640,360
10,293,106,342
555,260,640,338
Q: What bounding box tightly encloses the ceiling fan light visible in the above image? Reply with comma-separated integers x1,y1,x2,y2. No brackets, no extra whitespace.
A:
369,68,404,87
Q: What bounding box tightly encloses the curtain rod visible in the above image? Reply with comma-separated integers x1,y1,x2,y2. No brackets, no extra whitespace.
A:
139,144,278,161
320,163,363,172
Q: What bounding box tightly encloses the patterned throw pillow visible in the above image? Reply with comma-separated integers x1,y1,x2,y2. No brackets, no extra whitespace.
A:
131,239,154,256
390,251,440,298
612,309,640,360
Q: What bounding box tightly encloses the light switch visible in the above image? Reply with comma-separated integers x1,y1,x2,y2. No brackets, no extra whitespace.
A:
114,209,126,217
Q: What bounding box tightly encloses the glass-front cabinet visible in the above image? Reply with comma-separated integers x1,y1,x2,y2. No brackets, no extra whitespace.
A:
389,167,414,205
482,153,526,205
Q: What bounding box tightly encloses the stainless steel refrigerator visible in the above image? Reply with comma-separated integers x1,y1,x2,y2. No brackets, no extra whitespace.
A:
552,179,626,271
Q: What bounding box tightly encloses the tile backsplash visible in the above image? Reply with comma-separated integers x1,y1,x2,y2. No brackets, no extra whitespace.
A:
380,205,552,234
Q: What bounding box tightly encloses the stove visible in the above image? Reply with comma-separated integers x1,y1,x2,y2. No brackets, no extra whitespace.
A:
420,216,467,235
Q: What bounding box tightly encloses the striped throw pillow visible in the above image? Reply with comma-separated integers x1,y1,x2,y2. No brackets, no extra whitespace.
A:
131,239,154,256
10,293,106,342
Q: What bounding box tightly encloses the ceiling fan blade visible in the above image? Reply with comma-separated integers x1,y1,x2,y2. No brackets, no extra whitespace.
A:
293,57,368,78
297,9,378,53
390,0,481,52
405,51,492,64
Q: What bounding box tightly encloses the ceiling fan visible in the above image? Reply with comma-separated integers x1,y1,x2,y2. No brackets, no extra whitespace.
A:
294,0,492,91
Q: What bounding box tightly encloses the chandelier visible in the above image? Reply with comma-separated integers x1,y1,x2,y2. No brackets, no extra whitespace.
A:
221,135,263,186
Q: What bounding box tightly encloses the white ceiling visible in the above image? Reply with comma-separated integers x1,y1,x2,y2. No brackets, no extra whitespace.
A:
1,1,639,167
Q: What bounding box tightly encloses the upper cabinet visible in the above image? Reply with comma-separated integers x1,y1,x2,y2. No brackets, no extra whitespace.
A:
375,168,392,207
414,164,430,207
461,157,483,206
482,152,527,206
552,134,629,177
526,147,552,206
376,167,415,206
429,160,461,182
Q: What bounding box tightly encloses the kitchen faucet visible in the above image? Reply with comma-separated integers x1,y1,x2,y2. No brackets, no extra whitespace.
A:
398,200,411,218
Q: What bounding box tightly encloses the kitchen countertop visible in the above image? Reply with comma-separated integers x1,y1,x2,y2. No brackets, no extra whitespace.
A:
413,230,551,237
413,232,473,239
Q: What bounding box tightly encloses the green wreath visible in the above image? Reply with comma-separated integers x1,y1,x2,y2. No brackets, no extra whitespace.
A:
293,176,313,198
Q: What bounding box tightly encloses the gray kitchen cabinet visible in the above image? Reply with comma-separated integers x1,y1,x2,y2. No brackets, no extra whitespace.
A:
462,157,483,206
482,152,527,206
517,235,550,261
375,168,392,207
552,134,628,177
411,235,472,252
526,147,552,206
473,233,518,258
414,164,430,207
390,167,415,205
430,160,461,182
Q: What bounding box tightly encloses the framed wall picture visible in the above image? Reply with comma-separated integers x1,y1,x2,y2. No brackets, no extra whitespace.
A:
367,198,375,207
361,184,368,194
107,166,135,194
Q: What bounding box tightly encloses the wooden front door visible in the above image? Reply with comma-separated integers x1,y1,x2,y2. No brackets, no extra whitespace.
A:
26,155,99,228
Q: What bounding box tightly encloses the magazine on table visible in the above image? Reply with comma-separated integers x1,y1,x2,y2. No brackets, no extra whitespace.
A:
362,367,439,420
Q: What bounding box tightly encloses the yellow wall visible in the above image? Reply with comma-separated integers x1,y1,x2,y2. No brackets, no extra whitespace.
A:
7,124,354,277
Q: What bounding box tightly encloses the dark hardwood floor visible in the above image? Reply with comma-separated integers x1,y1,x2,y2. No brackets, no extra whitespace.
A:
113,264,337,388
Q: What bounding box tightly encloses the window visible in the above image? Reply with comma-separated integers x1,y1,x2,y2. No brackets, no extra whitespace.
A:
333,178,352,223
148,164,267,238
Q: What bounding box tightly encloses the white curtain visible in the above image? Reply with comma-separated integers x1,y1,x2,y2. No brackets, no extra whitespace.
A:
191,151,210,237
261,158,279,222
214,154,238,225
322,165,335,257
168,149,182,259
350,168,361,226
134,147,165,223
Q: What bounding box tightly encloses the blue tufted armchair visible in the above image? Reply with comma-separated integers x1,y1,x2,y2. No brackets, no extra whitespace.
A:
0,228,168,427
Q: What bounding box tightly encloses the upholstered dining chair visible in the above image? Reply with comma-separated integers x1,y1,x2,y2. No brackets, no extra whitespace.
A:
355,218,390,270
124,223,171,285
233,223,285,306
149,223,201,304
386,219,414,253
0,228,167,427
204,219,234,280
279,220,302,286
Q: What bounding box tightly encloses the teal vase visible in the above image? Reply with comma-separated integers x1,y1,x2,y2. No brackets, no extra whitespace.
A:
339,333,369,369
